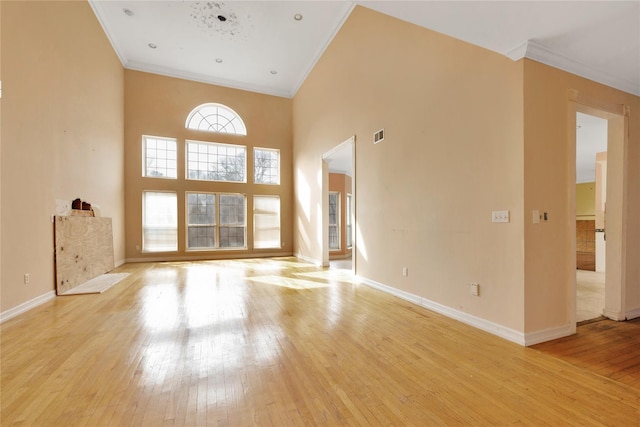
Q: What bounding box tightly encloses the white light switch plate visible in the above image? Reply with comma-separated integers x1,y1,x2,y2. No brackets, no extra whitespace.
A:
492,210,510,223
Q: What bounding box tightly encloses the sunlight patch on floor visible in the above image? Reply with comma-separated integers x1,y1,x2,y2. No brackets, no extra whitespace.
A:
248,275,329,289
296,270,355,283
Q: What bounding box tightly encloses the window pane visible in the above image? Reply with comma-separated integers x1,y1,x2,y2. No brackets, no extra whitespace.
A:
143,192,177,252
254,148,280,185
143,136,177,179
185,103,247,136
219,194,246,248
219,226,245,248
254,195,280,249
346,194,353,248
186,141,246,182
329,192,340,250
187,192,216,249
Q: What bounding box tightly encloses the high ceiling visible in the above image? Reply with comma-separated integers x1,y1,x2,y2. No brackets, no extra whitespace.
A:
89,1,639,99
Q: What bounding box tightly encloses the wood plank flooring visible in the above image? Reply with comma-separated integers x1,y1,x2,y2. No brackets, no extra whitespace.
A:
2,257,639,426
533,317,640,388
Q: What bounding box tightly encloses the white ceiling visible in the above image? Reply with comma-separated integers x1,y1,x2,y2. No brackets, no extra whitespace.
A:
89,1,632,181
90,1,640,98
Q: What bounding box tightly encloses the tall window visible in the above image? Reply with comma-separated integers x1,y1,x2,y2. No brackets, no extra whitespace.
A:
254,195,281,249
254,148,280,185
186,192,246,250
186,140,246,182
219,194,246,248
346,194,353,249
329,192,340,250
143,192,177,252
185,103,247,135
143,136,177,178
187,193,216,249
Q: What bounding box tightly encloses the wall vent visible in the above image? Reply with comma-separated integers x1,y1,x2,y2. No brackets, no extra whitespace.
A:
373,128,384,144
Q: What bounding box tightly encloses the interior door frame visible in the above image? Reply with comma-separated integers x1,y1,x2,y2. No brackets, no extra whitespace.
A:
569,95,629,329
321,136,356,271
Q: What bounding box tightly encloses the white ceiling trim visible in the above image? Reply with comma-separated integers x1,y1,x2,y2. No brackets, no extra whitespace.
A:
88,1,127,67
125,60,293,98
290,3,356,98
507,40,639,97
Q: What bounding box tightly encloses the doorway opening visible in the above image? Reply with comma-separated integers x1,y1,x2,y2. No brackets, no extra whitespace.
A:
322,137,355,273
573,104,626,325
575,112,607,323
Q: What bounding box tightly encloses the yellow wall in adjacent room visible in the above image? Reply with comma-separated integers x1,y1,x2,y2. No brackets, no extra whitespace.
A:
576,183,596,220
1,0,125,312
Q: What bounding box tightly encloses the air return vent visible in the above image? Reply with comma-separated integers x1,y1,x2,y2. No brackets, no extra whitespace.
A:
373,128,384,144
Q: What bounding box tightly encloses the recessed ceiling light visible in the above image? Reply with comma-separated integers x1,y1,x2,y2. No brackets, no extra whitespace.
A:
294,13,303,21
123,8,134,16
148,43,157,49
270,70,278,75
215,58,223,63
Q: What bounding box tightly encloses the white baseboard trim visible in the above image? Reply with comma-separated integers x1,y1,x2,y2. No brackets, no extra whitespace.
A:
625,307,640,320
603,308,626,321
115,258,126,268
294,253,322,267
357,276,527,346
523,324,574,346
1,291,56,324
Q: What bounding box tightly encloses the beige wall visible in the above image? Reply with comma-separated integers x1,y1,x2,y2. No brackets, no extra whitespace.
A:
576,183,596,219
294,7,526,331
1,1,125,312
124,71,293,261
523,60,640,331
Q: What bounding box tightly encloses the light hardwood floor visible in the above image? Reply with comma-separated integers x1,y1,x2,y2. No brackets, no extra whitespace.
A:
2,257,639,426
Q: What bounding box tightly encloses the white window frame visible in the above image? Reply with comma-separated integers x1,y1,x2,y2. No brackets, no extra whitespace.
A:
142,135,177,179
185,103,247,135
186,140,247,183
185,192,247,251
253,195,281,249
142,191,178,252
346,193,353,249
186,192,217,250
218,193,247,249
329,192,340,251
254,147,280,185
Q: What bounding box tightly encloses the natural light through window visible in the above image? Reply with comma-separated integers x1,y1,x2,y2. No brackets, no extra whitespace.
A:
254,195,281,249
187,192,216,249
329,192,340,250
254,148,280,185
185,103,247,135
143,191,178,252
143,136,177,178
186,140,246,182
219,194,246,248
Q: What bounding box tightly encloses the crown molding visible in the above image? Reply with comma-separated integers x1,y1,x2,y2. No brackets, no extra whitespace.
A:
125,61,294,98
506,40,639,96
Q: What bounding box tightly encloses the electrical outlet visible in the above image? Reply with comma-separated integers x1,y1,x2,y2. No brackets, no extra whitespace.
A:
402,267,408,277
24,273,30,284
470,282,479,296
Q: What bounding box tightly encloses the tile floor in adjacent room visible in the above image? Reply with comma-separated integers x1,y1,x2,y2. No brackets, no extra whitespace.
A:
576,269,605,323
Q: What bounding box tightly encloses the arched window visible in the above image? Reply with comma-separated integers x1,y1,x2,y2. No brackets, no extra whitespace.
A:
185,103,247,135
